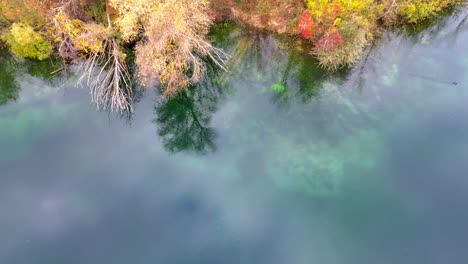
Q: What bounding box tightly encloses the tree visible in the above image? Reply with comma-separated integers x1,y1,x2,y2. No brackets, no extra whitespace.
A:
52,0,133,112
110,0,229,96
1,23,53,60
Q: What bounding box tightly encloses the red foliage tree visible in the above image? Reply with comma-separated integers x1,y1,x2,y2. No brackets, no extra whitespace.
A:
297,10,317,38
296,3,341,41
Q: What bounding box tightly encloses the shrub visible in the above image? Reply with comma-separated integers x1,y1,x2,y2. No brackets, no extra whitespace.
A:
1,23,53,60
52,13,107,55
297,0,379,70
314,27,367,71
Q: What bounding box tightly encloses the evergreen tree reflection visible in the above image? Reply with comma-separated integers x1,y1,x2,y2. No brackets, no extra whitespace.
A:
154,72,223,154
0,54,19,105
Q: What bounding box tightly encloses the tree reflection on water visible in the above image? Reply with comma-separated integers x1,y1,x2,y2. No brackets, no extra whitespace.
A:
154,72,225,154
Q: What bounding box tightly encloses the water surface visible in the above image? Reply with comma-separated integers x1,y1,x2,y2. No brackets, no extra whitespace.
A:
1,10,468,264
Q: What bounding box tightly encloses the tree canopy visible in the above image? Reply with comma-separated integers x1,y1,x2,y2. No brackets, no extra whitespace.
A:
0,0,463,111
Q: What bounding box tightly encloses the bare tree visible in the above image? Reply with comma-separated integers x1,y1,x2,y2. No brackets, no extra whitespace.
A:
79,15,133,112
52,2,133,112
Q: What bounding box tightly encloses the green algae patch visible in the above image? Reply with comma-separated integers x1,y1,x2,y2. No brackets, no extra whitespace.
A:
266,130,384,197
270,83,286,94
0,97,79,167
268,139,345,196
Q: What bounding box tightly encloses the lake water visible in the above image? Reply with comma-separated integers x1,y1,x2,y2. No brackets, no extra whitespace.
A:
1,9,468,264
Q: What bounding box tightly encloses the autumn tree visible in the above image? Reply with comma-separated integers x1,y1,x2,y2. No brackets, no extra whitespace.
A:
48,0,229,111
51,0,133,112
1,23,53,60
110,0,229,96
0,0,50,26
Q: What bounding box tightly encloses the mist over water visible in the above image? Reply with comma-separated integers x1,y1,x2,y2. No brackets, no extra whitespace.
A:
1,9,468,264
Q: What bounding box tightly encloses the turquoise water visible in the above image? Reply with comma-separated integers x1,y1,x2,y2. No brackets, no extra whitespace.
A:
1,10,468,264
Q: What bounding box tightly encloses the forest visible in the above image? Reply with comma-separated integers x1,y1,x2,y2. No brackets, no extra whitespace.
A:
0,0,464,111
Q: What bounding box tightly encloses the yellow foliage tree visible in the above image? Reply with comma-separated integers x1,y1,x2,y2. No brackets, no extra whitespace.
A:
110,0,228,96
399,0,460,23
1,23,53,60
